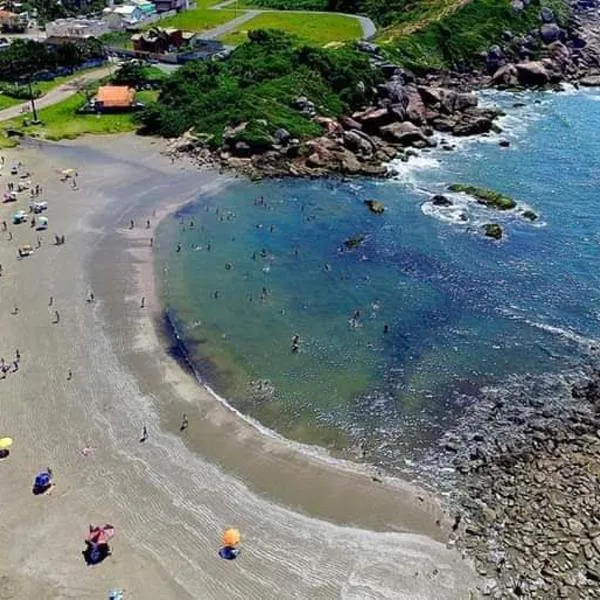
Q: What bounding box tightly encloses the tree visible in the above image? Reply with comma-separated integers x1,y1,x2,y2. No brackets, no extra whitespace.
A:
112,61,147,88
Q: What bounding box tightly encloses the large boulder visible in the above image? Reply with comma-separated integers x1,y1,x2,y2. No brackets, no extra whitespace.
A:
452,115,494,136
404,86,427,124
377,78,407,105
485,45,506,73
313,116,342,135
353,107,396,131
539,7,555,23
343,130,375,156
379,122,430,146
516,61,549,86
491,64,519,86
580,75,600,86
340,116,362,131
418,86,478,114
540,23,561,44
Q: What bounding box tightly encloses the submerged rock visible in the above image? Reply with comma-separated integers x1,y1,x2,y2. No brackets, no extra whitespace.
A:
522,210,538,221
343,234,365,250
483,223,503,240
431,194,453,206
449,184,517,210
364,199,385,214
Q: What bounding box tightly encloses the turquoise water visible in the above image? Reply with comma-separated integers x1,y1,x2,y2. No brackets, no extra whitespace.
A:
155,87,600,465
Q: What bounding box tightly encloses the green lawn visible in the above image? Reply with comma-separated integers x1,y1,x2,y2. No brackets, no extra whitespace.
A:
219,12,362,45
0,90,157,143
0,94,22,110
99,31,134,49
159,8,243,32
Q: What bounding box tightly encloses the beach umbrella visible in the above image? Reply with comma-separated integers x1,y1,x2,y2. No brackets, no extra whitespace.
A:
222,528,240,547
87,524,116,545
0,437,13,450
62,169,75,176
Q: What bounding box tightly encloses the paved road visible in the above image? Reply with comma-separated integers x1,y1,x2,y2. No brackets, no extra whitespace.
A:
201,9,261,40
0,65,114,123
205,0,376,40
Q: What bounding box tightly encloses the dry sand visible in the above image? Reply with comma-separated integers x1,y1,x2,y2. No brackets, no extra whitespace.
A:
0,135,479,599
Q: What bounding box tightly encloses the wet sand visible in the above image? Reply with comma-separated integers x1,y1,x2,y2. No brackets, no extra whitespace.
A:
0,135,479,598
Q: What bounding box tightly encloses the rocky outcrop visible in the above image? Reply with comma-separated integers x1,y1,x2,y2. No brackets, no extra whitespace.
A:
364,199,385,214
432,363,600,600
483,223,503,239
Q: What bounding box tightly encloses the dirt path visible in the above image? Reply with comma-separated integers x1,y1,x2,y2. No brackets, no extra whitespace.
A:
0,65,113,123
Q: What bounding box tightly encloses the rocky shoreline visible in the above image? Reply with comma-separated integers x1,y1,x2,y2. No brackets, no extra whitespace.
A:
166,0,600,181
425,358,600,599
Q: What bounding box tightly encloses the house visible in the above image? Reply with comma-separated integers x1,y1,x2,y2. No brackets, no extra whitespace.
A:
93,86,136,111
152,0,187,13
131,27,185,53
103,4,144,30
0,9,21,32
129,0,157,18
45,18,108,39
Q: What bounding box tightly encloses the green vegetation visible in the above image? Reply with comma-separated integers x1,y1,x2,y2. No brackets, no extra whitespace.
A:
27,0,107,25
99,31,134,50
0,39,105,81
140,30,381,145
158,8,243,32
237,0,327,9
384,0,570,70
220,11,362,45
112,61,166,88
449,184,517,210
1,90,157,142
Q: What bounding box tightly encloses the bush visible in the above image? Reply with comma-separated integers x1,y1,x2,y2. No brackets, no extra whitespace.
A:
139,30,381,144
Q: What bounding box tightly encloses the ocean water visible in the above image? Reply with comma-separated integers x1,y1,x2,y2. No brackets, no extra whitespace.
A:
155,87,600,469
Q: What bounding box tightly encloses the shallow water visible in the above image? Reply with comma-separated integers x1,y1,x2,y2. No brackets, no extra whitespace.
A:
155,87,600,469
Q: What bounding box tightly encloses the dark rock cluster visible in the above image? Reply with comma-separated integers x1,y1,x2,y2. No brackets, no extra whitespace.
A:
431,364,600,599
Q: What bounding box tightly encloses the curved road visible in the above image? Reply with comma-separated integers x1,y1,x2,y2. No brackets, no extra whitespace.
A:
0,65,114,122
205,0,376,40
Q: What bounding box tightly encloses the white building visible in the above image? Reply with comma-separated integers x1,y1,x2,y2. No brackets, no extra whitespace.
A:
45,18,109,39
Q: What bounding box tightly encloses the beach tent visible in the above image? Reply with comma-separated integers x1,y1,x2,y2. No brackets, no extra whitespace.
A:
36,216,48,230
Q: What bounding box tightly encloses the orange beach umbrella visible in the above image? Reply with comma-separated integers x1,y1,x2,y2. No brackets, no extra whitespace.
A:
222,528,240,547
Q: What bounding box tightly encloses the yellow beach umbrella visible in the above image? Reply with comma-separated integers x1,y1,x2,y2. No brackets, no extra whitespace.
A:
62,169,75,176
0,437,13,450
222,528,240,547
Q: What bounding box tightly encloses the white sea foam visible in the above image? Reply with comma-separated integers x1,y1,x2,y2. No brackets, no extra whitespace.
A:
386,154,441,186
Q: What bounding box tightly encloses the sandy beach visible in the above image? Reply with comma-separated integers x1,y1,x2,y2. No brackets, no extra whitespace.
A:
0,134,479,599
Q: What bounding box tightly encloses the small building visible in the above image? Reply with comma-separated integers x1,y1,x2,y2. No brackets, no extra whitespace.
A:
0,9,22,32
152,0,187,13
45,18,108,39
129,0,157,17
93,86,136,111
131,26,185,53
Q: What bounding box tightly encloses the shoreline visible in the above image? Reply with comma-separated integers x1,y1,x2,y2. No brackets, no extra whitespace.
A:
101,151,450,538
0,133,480,598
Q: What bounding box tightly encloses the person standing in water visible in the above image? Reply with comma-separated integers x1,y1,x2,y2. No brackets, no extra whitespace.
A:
140,425,148,442
180,414,188,431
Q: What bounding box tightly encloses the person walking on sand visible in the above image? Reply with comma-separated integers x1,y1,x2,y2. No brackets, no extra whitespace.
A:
54,310,60,324
180,413,188,431
2,220,6,231
140,297,145,309
15,349,20,362
129,220,134,230
12,360,18,372
49,296,53,307
8,231,12,241
140,425,148,442
12,304,18,315
146,219,151,229
149,237,153,247
67,369,72,381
